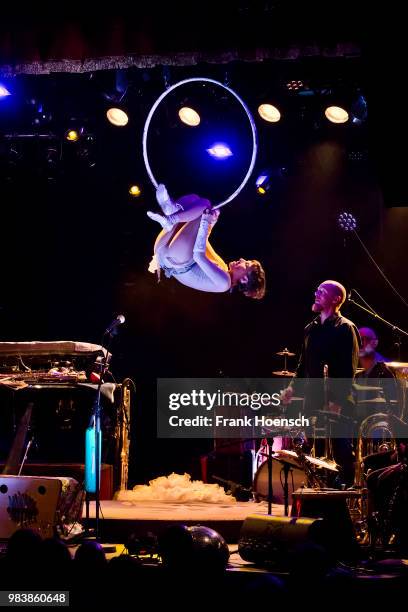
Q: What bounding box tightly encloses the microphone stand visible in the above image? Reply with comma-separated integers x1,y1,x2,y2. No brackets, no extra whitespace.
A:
85,328,115,543
348,292,408,340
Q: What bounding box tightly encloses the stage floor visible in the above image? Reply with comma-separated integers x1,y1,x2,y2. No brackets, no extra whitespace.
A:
82,499,284,543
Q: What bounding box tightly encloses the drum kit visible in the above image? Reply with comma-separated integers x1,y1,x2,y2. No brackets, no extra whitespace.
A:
253,443,340,512
253,350,408,541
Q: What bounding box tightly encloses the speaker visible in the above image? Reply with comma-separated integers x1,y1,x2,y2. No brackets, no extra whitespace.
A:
291,488,358,556
0,475,82,540
238,514,328,567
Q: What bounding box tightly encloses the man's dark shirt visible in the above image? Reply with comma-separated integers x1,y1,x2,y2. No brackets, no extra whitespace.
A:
294,312,361,411
296,312,360,379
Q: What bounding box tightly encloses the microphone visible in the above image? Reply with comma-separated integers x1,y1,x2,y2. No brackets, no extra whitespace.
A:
105,314,126,335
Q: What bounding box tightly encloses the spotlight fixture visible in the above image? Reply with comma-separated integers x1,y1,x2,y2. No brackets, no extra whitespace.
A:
324,105,349,124
255,174,269,195
350,94,368,125
129,184,141,197
78,135,96,168
106,107,129,127
258,103,281,123
65,129,80,142
45,146,59,168
255,167,288,195
338,212,357,232
206,143,233,159
0,83,11,97
44,146,60,181
178,106,200,127
286,80,304,91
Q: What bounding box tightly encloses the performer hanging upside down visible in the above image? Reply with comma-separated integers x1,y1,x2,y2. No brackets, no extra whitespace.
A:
147,184,265,299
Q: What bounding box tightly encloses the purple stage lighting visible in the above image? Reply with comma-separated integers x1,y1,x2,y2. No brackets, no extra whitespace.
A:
338,212,357,232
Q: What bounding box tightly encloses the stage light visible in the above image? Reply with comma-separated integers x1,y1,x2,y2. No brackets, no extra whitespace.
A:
4,144,22,179
0,84,11,98
106,107,129,127
258,104,281,123
256,174,269,195
178,106,200,126
256,174,269,187
45,146,59,167
255,167,288,195
44,146,59,181
350,94,368,125
206,143,233,158
286,80,304,91
129,185,141,197
338,212,357,232
324,105,349,124
78,135,96,168
65,129,80,142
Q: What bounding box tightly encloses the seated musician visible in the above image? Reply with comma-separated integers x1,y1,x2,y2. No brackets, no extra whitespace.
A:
355,327,397,413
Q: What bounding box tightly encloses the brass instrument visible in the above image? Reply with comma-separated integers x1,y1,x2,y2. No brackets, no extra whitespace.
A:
116,378,133,491
354,412,396,490
351,412,396,541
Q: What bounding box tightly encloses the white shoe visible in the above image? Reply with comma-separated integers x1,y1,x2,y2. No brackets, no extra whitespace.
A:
156,184,182,215
146,210,173,232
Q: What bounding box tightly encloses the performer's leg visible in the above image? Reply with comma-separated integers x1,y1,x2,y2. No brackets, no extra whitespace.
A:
165,218,202,263
147,194,210,231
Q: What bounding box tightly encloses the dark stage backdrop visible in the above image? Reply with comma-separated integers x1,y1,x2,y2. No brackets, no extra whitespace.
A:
1,139,407,485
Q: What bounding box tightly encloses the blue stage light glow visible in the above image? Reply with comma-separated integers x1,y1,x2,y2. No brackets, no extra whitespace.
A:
206,143,233,158
0,84,11,98
255,174,268,187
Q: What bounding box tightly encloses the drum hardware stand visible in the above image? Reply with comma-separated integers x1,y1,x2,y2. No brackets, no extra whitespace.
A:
266,437,274,515
281,461,292,517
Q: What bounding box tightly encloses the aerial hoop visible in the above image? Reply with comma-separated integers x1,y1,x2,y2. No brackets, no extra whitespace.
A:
142,77,258,209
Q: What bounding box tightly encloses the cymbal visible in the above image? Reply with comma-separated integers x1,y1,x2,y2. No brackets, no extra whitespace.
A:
385,361,408,370
357,397,385,403
272,370,295,377
306,456,339,472
272,449,338,472
357,398,397,404
276,349,295,357
272,450,302,468
315,410,352,422
353,383,383,392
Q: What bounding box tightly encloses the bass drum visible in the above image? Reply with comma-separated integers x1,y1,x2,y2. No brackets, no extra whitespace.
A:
253,459,307,506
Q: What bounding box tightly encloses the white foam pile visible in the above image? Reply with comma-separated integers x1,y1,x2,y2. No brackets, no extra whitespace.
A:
115,472,236,504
